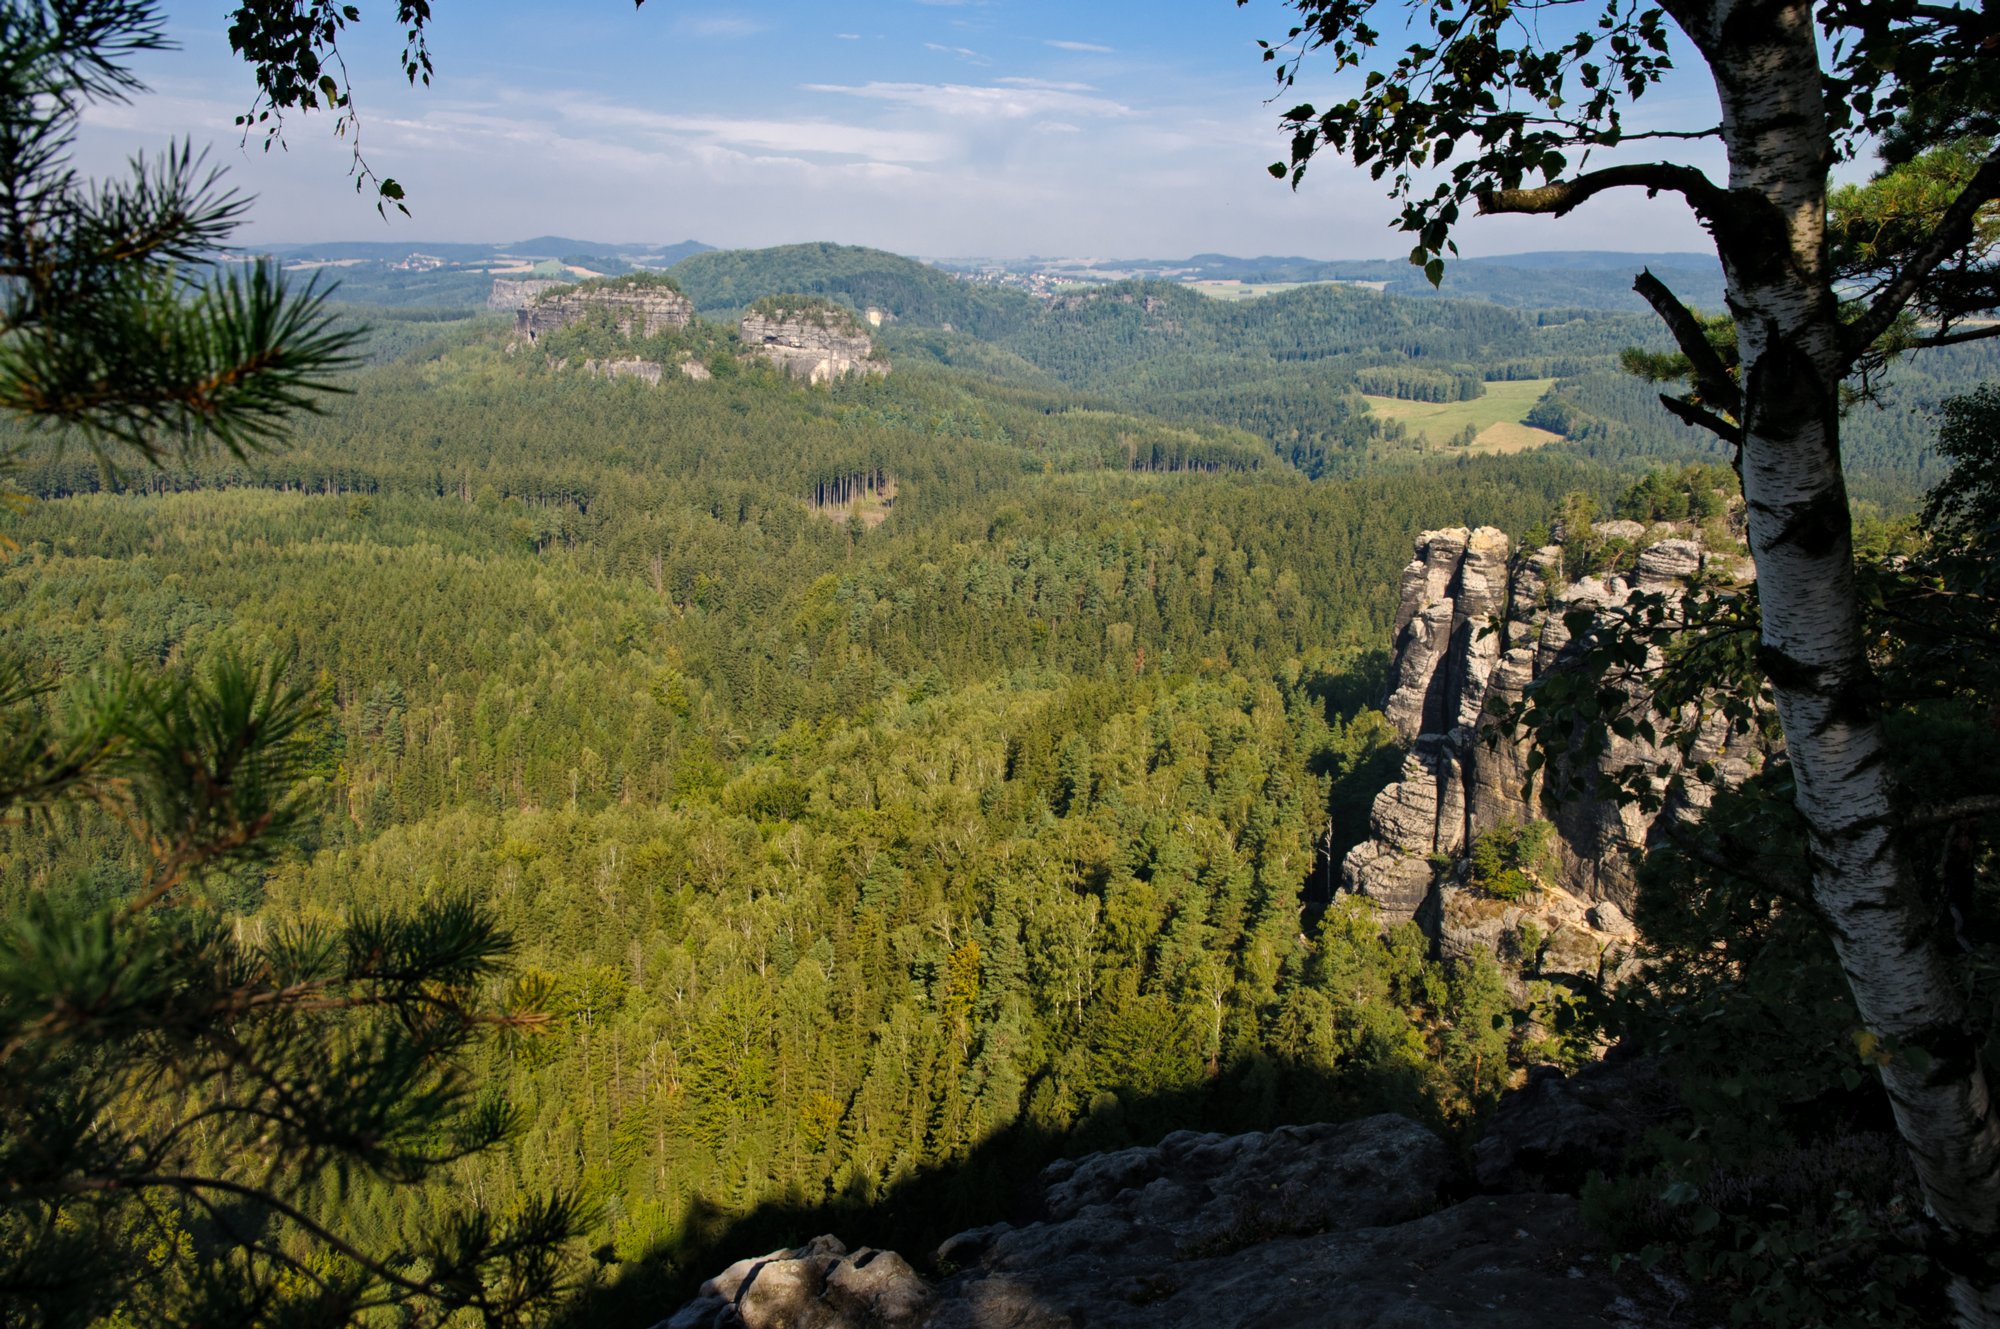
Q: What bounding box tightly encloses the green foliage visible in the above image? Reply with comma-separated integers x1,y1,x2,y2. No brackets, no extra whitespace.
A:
1509,437,2000,1323
746,293,864,334
1611,463,1736,527
1918,384,2000,549
1466,820,1555,901
0,311,1619,1309
1246,0,1978,275
0,9,581,1324
672,243,1031,337
1353,365,1485,403
1573,764,1967,1326
567,271,684,297
224,0,435,213
0,1,359,466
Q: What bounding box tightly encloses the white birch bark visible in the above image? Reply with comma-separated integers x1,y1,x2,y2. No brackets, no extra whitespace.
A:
1672,1,2000,1317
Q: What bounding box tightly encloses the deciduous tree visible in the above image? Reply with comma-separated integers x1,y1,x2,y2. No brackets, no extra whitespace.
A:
1242,0,2000,1316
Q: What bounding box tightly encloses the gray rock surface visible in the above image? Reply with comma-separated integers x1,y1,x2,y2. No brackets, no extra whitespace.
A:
1342,523,1754,934
657,1115,1665,1328
514,282,694,343
740,309,886,384
1473,1057,1677,1193
488,277,567,310
583,358,665,385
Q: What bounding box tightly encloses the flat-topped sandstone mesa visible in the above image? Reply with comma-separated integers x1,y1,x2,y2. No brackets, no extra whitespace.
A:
739,296,887,384
487,278,567,311
508,275,695,344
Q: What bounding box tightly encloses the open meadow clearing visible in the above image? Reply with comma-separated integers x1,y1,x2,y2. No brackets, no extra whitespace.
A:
1361,377,1562,452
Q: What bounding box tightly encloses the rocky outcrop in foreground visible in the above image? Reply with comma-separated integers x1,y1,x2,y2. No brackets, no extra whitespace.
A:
740,304,885,384
1342,524,1754,972
657,1114,1663,1329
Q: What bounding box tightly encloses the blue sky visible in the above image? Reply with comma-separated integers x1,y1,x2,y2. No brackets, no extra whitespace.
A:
73,1,1730,259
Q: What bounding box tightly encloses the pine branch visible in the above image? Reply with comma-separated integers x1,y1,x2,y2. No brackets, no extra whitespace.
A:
1843,143,2000,361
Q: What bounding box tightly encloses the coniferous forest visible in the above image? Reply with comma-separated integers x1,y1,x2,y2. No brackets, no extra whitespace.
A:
3,265,1989,1322
7,2,2000,1326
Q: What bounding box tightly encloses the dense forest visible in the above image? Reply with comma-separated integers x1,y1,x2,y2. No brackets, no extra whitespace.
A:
5,239,1990,1324
0,294,1667,1316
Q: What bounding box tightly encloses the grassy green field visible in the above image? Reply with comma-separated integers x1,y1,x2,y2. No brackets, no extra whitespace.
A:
1361,377,1562,453
1184,278,1388,300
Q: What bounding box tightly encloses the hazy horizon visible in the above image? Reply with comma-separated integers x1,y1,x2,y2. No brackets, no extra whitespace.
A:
252,235,1724,266
76,1,1735,261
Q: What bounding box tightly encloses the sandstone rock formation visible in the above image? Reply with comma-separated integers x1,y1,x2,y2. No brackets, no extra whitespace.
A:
657,1114,1662,1329
740,301,886,384
512,280,694,344
487,278,568,311
1343,524,1755,963
582,358,664,386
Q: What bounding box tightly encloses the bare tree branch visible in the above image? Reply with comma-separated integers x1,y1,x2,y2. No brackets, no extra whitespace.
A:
1635,268,1742,417
1906,795,2000,828
1900,322,2000,351
1657,392,1744,444
1477,162,1732,220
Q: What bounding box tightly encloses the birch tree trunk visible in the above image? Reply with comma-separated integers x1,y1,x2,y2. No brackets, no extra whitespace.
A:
1675,1,2000,1316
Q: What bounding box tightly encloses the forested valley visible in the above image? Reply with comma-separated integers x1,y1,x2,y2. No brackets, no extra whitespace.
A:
4,241,1990,1324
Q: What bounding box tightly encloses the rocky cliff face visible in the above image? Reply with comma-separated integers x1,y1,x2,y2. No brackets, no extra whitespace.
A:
488,278,568,310
583,358,664,386
512,282,695,343
656,1113,1662,1329
740,311,885,384
1342,524,1754,973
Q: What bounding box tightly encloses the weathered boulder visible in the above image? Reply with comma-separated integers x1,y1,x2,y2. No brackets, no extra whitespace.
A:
663,1235,930,1329
1473,1056,1677,1193
658,1115,1667,1328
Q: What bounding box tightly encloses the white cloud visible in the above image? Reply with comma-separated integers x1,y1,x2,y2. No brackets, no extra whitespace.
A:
996,77,1097,92
804,80,1133,121
923,43,989,64
65,16,1718,260
671,14,768,38
1045,39,1114,53
540,96,957,164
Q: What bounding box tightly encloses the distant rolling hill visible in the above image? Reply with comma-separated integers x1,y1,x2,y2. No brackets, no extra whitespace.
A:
936,250,1726,314
668,241,1036,337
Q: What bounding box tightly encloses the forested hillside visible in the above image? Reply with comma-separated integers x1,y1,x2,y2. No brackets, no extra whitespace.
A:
0,317,1631,1314
11,238,1986,1321
664,246,1981,500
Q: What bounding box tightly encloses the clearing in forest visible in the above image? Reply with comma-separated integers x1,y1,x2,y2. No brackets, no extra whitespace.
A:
1361,377,1562,453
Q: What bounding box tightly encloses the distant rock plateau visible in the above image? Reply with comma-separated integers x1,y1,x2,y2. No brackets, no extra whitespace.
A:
739,305,886,385
515,282,695,344
496,280,886,384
